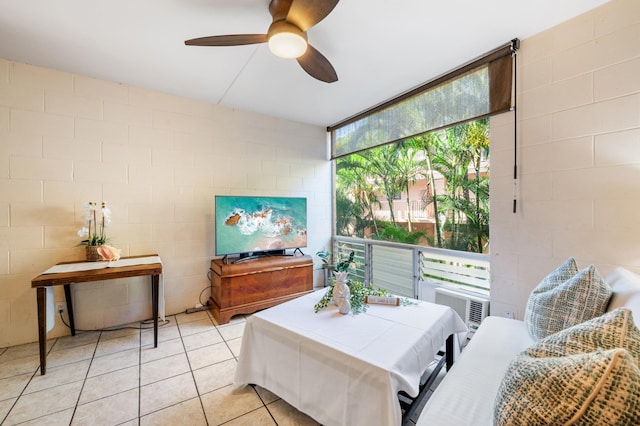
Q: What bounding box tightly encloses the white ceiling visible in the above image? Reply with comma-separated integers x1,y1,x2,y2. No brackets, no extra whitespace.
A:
0,0,610,127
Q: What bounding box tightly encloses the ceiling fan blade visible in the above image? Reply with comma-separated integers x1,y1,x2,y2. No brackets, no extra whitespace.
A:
269,0,294,21
287,0,339,31
297,44,338,83
185,34,267,47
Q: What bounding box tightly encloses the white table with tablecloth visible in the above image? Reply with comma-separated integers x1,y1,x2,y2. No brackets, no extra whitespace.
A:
233,290,467,426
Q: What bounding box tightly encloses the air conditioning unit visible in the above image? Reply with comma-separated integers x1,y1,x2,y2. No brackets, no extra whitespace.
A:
434,287,490,334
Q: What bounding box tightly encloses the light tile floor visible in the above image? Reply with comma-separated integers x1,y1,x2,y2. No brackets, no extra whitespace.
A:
0,310,442,425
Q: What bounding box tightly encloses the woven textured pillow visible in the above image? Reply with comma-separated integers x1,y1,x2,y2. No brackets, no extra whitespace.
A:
524,308,640,366
525,260,611,340
524,258,578,337
494,348,640,425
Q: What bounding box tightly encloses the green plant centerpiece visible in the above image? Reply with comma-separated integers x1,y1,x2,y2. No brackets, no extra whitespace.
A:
313,250,390,315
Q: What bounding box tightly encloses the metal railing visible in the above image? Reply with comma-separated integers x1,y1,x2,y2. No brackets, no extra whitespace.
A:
331,236,490,299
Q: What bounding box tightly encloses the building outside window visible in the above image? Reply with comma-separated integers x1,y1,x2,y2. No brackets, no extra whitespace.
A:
335,118,490,254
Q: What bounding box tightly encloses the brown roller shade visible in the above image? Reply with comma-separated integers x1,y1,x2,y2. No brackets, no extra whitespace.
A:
330,39,518,159
489,54,513,114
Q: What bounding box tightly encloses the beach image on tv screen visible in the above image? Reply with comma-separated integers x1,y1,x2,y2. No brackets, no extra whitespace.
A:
215,196,307,255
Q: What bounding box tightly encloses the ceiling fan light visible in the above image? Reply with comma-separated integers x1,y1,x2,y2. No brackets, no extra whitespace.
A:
268,31,307,58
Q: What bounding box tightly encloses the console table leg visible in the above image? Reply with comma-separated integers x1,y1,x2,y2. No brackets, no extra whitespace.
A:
445,334,454,371
151,274,159,348
63,284,76,336
36,287,46,375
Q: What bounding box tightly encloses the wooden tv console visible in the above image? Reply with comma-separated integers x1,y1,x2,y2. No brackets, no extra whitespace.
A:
209,255,313,324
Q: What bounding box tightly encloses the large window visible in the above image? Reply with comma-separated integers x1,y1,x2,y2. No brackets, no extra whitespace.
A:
329,40,517,256
336,118,489,253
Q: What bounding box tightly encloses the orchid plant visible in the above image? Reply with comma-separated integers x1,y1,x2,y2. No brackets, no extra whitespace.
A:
77,201,111,246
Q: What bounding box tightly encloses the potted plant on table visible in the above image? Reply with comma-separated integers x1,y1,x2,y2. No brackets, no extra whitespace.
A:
77,201,121,261
314,250,389,315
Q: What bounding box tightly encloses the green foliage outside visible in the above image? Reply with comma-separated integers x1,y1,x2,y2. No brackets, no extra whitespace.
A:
335,119,490,253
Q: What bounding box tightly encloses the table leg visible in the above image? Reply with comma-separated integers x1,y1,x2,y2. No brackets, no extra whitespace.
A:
36,287,47,375
400,354,447,426
63,284,76,336
445,334,454,371
151,274,159,348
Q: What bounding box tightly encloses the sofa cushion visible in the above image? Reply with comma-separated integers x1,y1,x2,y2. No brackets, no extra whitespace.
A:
524,258,578,339
494,348,640,425
415,317,534,426
606,267,640,328
524,259,611,340
495,308,640,425
416,267,640,426
524,308,640,365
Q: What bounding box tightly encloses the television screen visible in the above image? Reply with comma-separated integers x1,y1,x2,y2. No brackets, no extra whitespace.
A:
215,195,307,257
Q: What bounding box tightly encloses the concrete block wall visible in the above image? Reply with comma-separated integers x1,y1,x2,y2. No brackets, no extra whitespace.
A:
490,0,640,318
0,60,331,347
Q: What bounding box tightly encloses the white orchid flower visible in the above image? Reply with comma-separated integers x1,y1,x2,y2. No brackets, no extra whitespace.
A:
78,201,114,247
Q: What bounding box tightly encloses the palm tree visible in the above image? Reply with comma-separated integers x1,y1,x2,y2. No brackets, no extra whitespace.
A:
429,119,489,252
411,133,443,246
336,156,383,237
357,145,403,225
464,119,490,252
336,157,374,236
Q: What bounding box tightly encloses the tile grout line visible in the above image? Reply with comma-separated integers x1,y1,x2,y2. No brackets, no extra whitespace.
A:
253,385,280,426
136,315,179,423
138,323,143,426
68,329,102,424
207,310,277,425
178,313,212,425
214,312,281,426
1,332,98,425
198,313,220,425
1,311,347,425
0,340,47,425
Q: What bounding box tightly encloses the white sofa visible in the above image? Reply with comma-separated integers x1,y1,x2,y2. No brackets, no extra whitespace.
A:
417,267,640,425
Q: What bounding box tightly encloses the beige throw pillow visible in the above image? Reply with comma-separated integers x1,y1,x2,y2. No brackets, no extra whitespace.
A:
495,309,640,425
494,348,640,425
524,308,640,365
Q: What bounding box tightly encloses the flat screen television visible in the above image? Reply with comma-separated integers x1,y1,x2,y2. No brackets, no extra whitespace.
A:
215,195,307,262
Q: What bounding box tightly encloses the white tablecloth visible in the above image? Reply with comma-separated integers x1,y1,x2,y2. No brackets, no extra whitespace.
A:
234,290,467,426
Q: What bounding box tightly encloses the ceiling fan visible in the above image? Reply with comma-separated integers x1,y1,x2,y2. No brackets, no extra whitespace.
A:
184,0,339,83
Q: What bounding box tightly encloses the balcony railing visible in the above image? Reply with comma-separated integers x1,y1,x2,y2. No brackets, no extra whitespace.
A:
371,201,435,223
331,236,490,299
